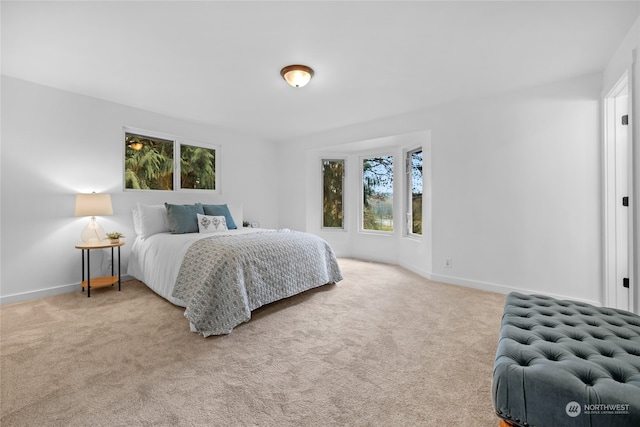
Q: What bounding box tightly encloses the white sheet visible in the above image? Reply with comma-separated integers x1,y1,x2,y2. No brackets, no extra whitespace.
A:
127,228,266,306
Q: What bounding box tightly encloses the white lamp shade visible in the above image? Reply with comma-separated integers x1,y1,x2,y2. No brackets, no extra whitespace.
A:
75,193,113,242
74,193,113,217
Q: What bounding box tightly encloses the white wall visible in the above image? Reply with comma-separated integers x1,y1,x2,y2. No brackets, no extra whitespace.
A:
279,73,603,305
0,76,278,303
429,75,602,303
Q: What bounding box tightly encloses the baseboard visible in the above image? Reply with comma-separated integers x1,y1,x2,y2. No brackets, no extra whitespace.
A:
2,269,601,309
398,260,432,280
429,273,602,307
0,275,135,305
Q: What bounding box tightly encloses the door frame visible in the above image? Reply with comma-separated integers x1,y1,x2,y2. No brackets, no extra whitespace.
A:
603,69,635,312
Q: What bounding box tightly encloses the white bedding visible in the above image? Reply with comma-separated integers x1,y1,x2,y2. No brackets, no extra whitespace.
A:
127,228,266,307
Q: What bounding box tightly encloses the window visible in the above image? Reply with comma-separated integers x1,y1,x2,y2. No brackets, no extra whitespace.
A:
322,159,345,228
125,133,174,190
124,129,218,192
362,155,394,232
180,143,216,190
406,148,423,236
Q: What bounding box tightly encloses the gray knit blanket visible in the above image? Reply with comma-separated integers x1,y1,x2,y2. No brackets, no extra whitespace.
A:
172,230,343,336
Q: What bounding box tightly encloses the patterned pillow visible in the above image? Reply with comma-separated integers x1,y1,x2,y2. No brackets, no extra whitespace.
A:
202,204,238,229
197,214,228,234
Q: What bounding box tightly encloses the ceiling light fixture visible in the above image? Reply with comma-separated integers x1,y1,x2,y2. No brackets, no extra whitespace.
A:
280,64,314,88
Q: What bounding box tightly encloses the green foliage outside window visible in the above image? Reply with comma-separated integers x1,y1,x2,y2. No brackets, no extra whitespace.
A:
363,156,393,231
410,150,423,235
125,133,174,190
125,132,217,191
322,160,344,228
180,144,216,190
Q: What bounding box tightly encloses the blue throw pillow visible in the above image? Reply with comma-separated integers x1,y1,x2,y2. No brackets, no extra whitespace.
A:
165,203,204,234
202,204,237,229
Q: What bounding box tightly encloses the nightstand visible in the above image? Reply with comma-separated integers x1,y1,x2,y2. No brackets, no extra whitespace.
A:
75,241,124,297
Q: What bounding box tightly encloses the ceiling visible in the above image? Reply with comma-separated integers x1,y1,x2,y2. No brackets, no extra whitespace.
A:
3,1,639,143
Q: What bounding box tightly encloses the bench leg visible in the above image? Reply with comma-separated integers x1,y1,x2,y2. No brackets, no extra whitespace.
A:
499,420,517,427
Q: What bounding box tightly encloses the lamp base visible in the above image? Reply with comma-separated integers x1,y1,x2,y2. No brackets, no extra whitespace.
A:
81,217,106,243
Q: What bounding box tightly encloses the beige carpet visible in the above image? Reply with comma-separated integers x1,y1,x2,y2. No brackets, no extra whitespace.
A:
1,258,506,426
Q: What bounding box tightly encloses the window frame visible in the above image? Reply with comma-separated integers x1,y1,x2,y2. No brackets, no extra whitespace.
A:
321,158,346,230
176,139,220,193
360,152,395,234
404,146,423,239
123,127,220,194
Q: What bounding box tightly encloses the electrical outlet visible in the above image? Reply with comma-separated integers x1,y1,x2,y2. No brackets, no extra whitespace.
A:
444,258,452,268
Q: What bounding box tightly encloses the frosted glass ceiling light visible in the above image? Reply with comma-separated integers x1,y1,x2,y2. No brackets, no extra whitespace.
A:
280,64,314,88
75,192,113,243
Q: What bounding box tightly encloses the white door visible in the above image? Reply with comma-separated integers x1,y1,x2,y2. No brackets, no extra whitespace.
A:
614,93,630,310
604,73,632,312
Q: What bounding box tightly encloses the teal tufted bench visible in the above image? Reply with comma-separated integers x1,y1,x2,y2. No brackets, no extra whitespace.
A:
492,292,640,427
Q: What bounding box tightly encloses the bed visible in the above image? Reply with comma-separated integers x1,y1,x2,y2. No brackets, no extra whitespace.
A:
127,203,343,336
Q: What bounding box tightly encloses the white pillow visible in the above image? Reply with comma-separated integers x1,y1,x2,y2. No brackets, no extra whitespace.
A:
197,213,228,234
132,207,142,236
137,203,170,238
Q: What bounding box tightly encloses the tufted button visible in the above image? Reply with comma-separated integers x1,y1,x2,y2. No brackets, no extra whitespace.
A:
539,333,560,343
622,346,640,356
542,351,561,361
578,374,597,386
606,319,625,327
610,373,627,383
613,330,635,339
568,332,585,341
517,357,532,367
595,346,616,357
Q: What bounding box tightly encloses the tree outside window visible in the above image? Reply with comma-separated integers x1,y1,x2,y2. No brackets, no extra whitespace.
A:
180,144,216,190
408,149,423,235
125,133,174,190
322,159,344,228
124,130,218,192
362,155,393,232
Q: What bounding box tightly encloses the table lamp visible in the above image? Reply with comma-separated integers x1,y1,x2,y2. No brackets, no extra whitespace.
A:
75,193,113,243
